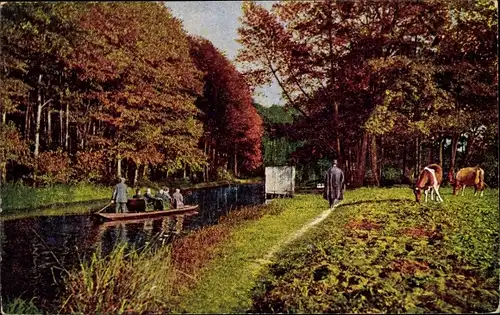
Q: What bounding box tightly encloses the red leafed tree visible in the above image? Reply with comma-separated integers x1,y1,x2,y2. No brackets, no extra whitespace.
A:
188,36,263,180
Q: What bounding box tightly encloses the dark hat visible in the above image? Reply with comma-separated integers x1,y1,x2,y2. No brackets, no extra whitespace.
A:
333,159,338,165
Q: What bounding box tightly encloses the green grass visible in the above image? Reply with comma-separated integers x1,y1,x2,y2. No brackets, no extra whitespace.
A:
251,187,499,313
1,182,111,212
2,297,41,314
58,242,175,314
172,194,331,313
0,199,108,221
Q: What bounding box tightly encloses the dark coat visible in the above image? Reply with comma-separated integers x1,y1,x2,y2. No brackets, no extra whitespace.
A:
112,183,128,203
144,192,155,201
323,166,345,202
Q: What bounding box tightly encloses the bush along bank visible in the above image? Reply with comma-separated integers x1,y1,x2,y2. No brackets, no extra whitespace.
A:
250,187,499,313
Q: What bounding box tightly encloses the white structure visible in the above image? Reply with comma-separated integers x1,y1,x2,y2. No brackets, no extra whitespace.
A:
265,166,295,198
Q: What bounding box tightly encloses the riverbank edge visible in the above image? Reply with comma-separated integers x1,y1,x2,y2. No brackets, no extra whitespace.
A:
172,194,330,313
0,178,263,214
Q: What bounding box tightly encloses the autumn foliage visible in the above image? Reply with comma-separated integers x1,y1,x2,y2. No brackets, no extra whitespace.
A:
237,0,497,186
0,2,263,186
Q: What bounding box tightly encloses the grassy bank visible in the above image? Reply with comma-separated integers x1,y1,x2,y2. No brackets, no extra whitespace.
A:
1,182,111,212
171,194,331,313
251,187,499,313
0,199,108,221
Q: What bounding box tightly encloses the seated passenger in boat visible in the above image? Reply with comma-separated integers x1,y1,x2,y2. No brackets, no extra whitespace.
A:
133,188,143,199
172,188,184,209
144,188,155,202
155,187,172,209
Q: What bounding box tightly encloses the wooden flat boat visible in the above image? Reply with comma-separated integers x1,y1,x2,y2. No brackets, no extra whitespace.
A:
95,205,199,222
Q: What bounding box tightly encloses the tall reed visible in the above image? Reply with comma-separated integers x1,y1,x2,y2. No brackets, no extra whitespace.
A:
59,242,174,314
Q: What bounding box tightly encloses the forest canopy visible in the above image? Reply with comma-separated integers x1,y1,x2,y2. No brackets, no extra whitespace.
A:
0,2,263,187
237,0,498,187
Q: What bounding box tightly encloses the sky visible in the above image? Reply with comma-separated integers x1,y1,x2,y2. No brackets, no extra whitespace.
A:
164,1,283,107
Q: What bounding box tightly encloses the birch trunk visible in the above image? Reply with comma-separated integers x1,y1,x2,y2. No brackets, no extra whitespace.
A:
65,102,69,150
34,74,43,158
59,107,64,147
47,108,52,147
117,157,122,178
134,164,139,187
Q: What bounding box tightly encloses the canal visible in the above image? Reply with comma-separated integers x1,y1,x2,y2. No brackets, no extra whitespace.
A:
1,183,264,309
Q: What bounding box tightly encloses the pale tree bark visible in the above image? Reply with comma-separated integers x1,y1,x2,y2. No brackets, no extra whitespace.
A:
65,102,69,150
34,76,52,158
34,74,43,158
59,107,64,147
133,163,139,187
47,107,52,148
117,157,122,178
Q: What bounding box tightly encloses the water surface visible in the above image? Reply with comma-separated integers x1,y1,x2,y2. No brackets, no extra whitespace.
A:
1,183,264,308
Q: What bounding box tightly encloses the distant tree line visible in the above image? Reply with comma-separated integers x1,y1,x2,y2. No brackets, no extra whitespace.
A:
239,0,497,187
0,2,263,187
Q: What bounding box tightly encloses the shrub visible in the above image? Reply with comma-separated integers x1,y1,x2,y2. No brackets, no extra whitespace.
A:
71,151,109,183
35,150,71,185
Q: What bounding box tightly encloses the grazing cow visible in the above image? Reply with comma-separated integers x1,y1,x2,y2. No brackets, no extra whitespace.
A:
413,164,444,203
450,166,486,197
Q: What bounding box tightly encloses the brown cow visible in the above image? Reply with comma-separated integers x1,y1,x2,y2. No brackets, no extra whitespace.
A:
413,164,444,203
450,166,486,197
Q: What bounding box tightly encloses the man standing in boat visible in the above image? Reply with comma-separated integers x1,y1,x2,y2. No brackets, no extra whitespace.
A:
112,177,129,213
323,159,345,209
172,188,184,209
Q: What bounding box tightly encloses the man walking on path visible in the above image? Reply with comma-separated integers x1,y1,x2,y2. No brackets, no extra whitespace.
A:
323,160,345,208
112,177,128,213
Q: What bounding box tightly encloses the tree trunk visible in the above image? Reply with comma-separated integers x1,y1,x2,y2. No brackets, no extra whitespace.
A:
2,112,5,124
0,162,6,188
133,164,139,187
59,107,63,147
379,137,384,181
65,102,69,150
25,103,31,140
354,131,369,187
439,136,444,167
414,137,420,178
143,164,148,179
234,145,238,177
117,157,122,178
183,163,187,180
449,132,459,176
34,74,43,158
370,135,379,186
427,141,433,165
464,132,476,165
47,108,52,148
402,142,409,184
328,0,341,168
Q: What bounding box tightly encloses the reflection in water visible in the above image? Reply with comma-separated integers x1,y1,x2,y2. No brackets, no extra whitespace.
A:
1,182,264,309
